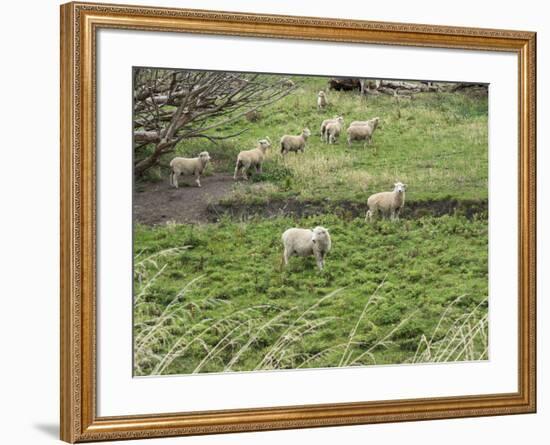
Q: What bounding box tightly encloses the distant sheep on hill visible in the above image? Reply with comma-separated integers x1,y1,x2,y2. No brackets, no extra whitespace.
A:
325,120,344,144
320,116,344,142
347,117,380,148
233,138,271,180
365,182,407,221
169,151,211,188
280,128,311,155
317,91,328,110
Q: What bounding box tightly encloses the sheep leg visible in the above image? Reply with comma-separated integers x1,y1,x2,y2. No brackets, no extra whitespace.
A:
283,248,290,266
233,161,240,180
365,209,372,222
367,208,378,221
195,172,201,188
172,172,179,189
315,251,324,271
256,163,263,174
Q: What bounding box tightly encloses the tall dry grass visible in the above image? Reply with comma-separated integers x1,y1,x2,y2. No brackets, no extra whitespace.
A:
134,248,346,375
134,249,488,375
411,295,489,363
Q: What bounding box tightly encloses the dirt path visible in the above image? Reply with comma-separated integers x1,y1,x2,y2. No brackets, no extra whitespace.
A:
135,173,489,225
134,174,235,225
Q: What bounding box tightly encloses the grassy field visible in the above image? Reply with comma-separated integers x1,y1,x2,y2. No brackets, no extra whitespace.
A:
152,76,488,204
134,214,488,376
134,74,489,376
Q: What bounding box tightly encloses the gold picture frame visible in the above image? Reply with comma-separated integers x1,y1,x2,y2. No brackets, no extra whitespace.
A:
60,1,536,442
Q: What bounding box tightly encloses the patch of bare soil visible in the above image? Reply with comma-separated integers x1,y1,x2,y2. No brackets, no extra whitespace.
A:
134,174,235,225
134,173,487,225
207,198,488,222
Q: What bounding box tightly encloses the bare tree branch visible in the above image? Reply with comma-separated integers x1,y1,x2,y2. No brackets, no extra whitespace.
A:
133,68,295,176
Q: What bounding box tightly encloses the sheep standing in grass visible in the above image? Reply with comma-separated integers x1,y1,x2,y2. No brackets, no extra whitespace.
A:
325,119,345,144
365,182,407,221
317,91,328,110
233,138,271,180
347,117,380,148
320,116,343,142
282,226,332,271
169,151,211,188
280,128,311,156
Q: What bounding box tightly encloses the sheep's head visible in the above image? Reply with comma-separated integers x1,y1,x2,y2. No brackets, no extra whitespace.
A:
318,91,326,98
257,138,271,152
302,128,312,139
393,182,406,193
199,151,211,163
371,117,380,130
311,226,330,244
337,116,344,125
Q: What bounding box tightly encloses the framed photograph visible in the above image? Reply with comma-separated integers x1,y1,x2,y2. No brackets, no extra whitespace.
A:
60,1,536,442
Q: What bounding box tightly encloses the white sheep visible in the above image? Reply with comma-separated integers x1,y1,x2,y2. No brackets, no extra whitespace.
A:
347,117,380,149
280,128,311,155
282,226,332,271
365,182,407,221
317,91,328,110
321,116,344,143
325,120,345,145
233,137,271,180
321,116,344,141
169,151,211,188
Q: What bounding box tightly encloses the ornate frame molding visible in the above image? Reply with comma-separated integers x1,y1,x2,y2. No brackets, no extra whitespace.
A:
60,2,536,442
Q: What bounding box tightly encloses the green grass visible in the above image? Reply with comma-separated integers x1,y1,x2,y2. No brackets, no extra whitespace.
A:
163,76,488,205
134,74,489,376
134,214,488,376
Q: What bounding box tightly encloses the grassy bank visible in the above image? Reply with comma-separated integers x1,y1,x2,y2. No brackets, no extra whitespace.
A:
134,214,488,376
156,76,488,205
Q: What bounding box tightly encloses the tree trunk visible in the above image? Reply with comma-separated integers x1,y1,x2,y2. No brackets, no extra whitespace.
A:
134,141,174,176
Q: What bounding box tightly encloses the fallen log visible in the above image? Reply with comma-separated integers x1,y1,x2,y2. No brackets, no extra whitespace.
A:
328,78,361,91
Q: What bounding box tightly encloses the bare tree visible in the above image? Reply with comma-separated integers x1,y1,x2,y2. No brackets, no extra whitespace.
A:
133,68,296,176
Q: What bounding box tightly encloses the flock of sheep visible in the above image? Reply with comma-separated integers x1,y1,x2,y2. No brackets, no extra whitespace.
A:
168,89,407,271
